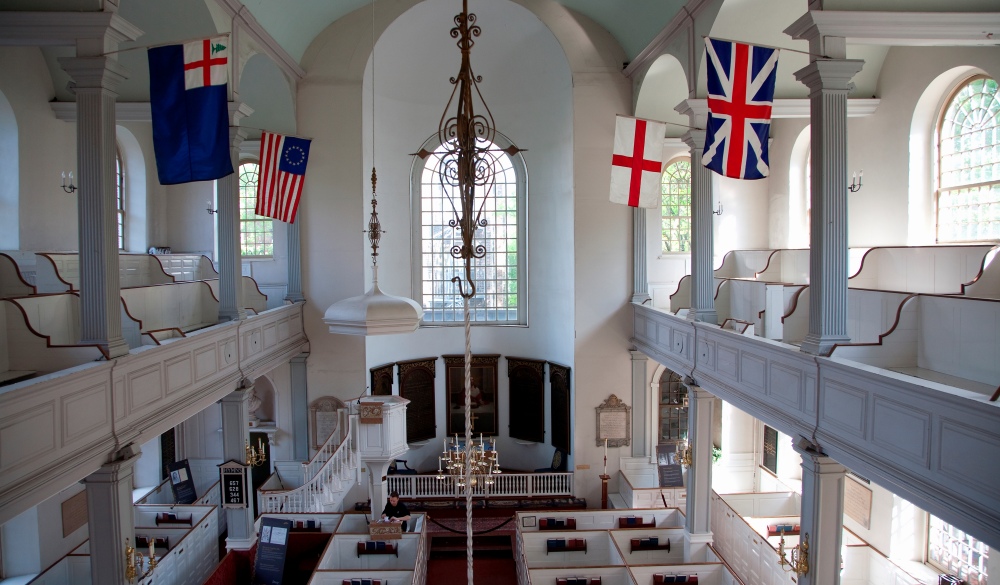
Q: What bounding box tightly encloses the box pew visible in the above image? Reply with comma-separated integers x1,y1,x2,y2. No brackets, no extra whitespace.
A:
204,276,269,314
714,250,775,279
753,249,810,284
832,294,1000,399
0,252,36,298
153,254,218,282
254,512,343,533
119,281,219,340
316,534,422,571
630,563,736,585
527,566,633,585
521,530,623,568
34,253,176,293
308,571,415,585
669,277,725,314
25,543,90,585
781,288,913,348
848,244,997,294
959,248,1000,299
610,528,685,564
1,295,105,378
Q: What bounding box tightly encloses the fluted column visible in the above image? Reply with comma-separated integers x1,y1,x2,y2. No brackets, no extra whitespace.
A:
630,350,648,457
217,103,253,321
685,386,715,561
285,219,305,303
60,56,130,358
221,386,256,550
631,207,651,304
290,353,309,460
85,444,140,585
682,129,717,325
795,59,863,355
794,439,846,585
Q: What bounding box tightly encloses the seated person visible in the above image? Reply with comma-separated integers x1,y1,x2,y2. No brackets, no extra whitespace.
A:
381,490,411,532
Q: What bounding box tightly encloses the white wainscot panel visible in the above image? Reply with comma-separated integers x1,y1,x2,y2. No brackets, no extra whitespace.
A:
820,379,869,438
871,396,930,466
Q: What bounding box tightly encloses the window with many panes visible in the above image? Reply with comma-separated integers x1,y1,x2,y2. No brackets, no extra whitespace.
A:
661,158,691,253
413,135,526,325
937,76,1000,243
658,370,688,443
928,515,989,584
238,162,273,257
116,146,125,250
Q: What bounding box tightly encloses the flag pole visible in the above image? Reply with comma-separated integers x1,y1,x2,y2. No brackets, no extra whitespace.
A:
703,35,830,59
102,33,233,56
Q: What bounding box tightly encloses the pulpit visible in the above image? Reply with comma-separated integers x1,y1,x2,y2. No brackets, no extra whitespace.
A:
352,396,410,515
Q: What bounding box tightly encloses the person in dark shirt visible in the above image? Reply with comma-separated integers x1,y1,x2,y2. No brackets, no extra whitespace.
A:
381,490,411,532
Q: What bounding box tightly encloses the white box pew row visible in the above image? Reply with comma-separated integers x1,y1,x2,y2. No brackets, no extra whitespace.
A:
630,563,738,585
526,566,634,585
610,528,685,565
119,281,220,342
848,244,998,295
0,253,36,298
308,570,416,585
520,530,625,569
710,493,797,585
1,294,106,380
34,252,175,293
959,247,1000,299
204,276,269,314
615,460,689,509
781,288,913,348
714,249,775,279
153,254,218,282
316,534,422,571
668,277,725,315
832,294,1000,400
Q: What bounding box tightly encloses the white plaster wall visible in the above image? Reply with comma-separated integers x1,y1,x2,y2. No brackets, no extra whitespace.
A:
0,47,78,251
0,483,88,576
842,475,894,556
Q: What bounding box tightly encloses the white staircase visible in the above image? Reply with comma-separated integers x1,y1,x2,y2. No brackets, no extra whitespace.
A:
258,408,361,513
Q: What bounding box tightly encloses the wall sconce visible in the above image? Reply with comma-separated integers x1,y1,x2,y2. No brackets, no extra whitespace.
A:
777,531,809,576
61,172,77,194
206,200,218,215
245,437,265,467
848,170,863,193
679,442,693,468
713,202,723,216
124,537,157,584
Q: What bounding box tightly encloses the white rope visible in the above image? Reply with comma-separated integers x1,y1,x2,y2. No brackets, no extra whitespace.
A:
463,295,474,584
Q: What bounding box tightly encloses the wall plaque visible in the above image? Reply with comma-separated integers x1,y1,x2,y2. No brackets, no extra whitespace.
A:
508,357,545,443
359,402,384,424
596,394,631,448
398,358,437,443
370,363,394,396
310,396,346,449
61,491,88,538
845,477,873,529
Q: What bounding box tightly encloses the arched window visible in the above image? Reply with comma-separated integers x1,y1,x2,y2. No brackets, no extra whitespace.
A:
116,145,125,250
937,76,1000,243
661,158,691,253
412,134,526,325
238,162,273,257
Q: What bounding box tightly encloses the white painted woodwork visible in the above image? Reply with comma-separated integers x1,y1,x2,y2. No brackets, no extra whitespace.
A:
633,303,1000,549
120,281,219,336
1,296,106,375
630,563,740,585
35,253,174,293
153,255,217,282
710,492,798,585
316,533,422,570
848,245,998,294
715,250,775,279
0,303,308,526
526,567,633,585
616,461,688,510
520,530,623,569
204,276,268,314
783,288,913,347
307,571,416,585
0,253,36,298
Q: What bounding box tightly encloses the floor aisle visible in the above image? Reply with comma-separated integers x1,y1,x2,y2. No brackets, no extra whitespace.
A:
425,550,518,585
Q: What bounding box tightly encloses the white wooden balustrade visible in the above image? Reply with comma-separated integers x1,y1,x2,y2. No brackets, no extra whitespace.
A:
388,471,574,499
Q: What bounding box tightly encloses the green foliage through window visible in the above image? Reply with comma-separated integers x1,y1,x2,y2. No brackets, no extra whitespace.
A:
661,159,692,253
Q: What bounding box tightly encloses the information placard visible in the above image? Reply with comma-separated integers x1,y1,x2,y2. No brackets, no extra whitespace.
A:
219,461,249,509
167,459,197,504
253,517,292,585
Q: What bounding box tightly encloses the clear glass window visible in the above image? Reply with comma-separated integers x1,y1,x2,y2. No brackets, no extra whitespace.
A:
116,146,125,250
928,515,989,584
239,162,273,257
661,159,692,253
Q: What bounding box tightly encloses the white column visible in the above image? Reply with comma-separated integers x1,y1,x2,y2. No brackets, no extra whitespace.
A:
285,220,305,303
59,56,130,358
794,58,864,355
685,386,715,560
290,353,310,461
368,460,393,519
85,444,140,585
632,207,651,304
630,350,649,457
217,103,253,322
794,438,846,585
221,386,255,550
681,129,717,325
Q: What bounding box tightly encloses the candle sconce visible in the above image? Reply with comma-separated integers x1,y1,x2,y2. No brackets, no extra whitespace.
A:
679,442,693,468
848,170,863,193
206,200,219,215
245,437,266,467
777,531,809,576
124,537,157,584
713,202,723,216
61,172,77,194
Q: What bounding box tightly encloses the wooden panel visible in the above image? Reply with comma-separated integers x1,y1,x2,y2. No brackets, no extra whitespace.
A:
397,358,436,443
61,383,109,441
0,403,56,472
443,354,499,436
61,490,87,537
549,362,571,454
164,355,193,395
507,357,545,443
370,363,394,396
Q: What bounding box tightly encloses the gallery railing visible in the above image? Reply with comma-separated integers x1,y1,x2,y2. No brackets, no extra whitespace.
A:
388,472,573,499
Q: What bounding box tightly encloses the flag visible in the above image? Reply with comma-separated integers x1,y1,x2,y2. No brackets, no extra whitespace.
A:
148,37,233,185
610,115,666,208
702,37,778,180
256,131,312,223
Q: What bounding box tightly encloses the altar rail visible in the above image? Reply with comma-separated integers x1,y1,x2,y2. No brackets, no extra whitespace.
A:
387,472,573,499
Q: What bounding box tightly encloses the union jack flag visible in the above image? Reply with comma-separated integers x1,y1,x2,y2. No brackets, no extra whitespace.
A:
702,38,778,180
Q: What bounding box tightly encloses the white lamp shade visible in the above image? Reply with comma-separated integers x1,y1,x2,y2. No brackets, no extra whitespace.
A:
323,279,423,336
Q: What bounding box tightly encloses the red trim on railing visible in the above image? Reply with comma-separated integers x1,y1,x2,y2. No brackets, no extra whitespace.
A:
3,296,109,360
668,275,689,301
828,294,919,355
781,286,808,323
957,245,1000,295
145,253,177,283
989,386,999,402
35,253,75,291
754,249,783,280
119,297,144,330
0,253,38,294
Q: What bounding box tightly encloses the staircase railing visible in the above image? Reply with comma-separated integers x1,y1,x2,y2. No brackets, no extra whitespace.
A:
302,408,349,482
259,410,359,513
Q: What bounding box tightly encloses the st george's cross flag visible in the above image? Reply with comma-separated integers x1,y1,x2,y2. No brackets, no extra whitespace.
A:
148,37,233,185
256,131,312,223
702,37,778,180
610,115,667,208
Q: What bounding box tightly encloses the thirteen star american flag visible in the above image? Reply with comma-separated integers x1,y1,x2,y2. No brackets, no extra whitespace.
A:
256,131,312,224
702,37,779,180
610,115,667,208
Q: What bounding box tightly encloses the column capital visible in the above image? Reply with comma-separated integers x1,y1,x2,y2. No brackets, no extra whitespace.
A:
794,59,865,94
675,98,710,130
629,350,648,361
228,101,254,147
58,56,129,92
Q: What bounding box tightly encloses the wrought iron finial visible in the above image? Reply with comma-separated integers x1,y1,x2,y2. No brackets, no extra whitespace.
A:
367,166,383,265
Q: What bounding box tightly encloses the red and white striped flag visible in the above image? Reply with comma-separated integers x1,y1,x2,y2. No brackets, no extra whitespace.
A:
256,131,311,223
610,115,666,208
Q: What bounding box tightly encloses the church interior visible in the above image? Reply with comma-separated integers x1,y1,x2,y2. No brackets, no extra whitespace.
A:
0,0,998,584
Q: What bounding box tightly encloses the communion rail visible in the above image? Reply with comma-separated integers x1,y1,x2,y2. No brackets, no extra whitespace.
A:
388,472,573,499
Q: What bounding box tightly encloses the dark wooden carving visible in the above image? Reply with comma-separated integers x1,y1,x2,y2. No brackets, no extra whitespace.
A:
549,362,571,454
443,354,500,436
397,358,437,443
507,357,545,443
370,363,394,396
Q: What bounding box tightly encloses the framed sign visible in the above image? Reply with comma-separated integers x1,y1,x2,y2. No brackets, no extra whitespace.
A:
845,477,873,529
444,354,500,436
61,491,88,538
370,363,394,396
254,517,292,585
596,394,630,448
508,357,545,443
167,459,197,504
310,396,346,449
219,460,249,509
398,358,437,443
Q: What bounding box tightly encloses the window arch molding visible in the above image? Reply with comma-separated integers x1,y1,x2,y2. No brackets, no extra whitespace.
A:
409,130,528,326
